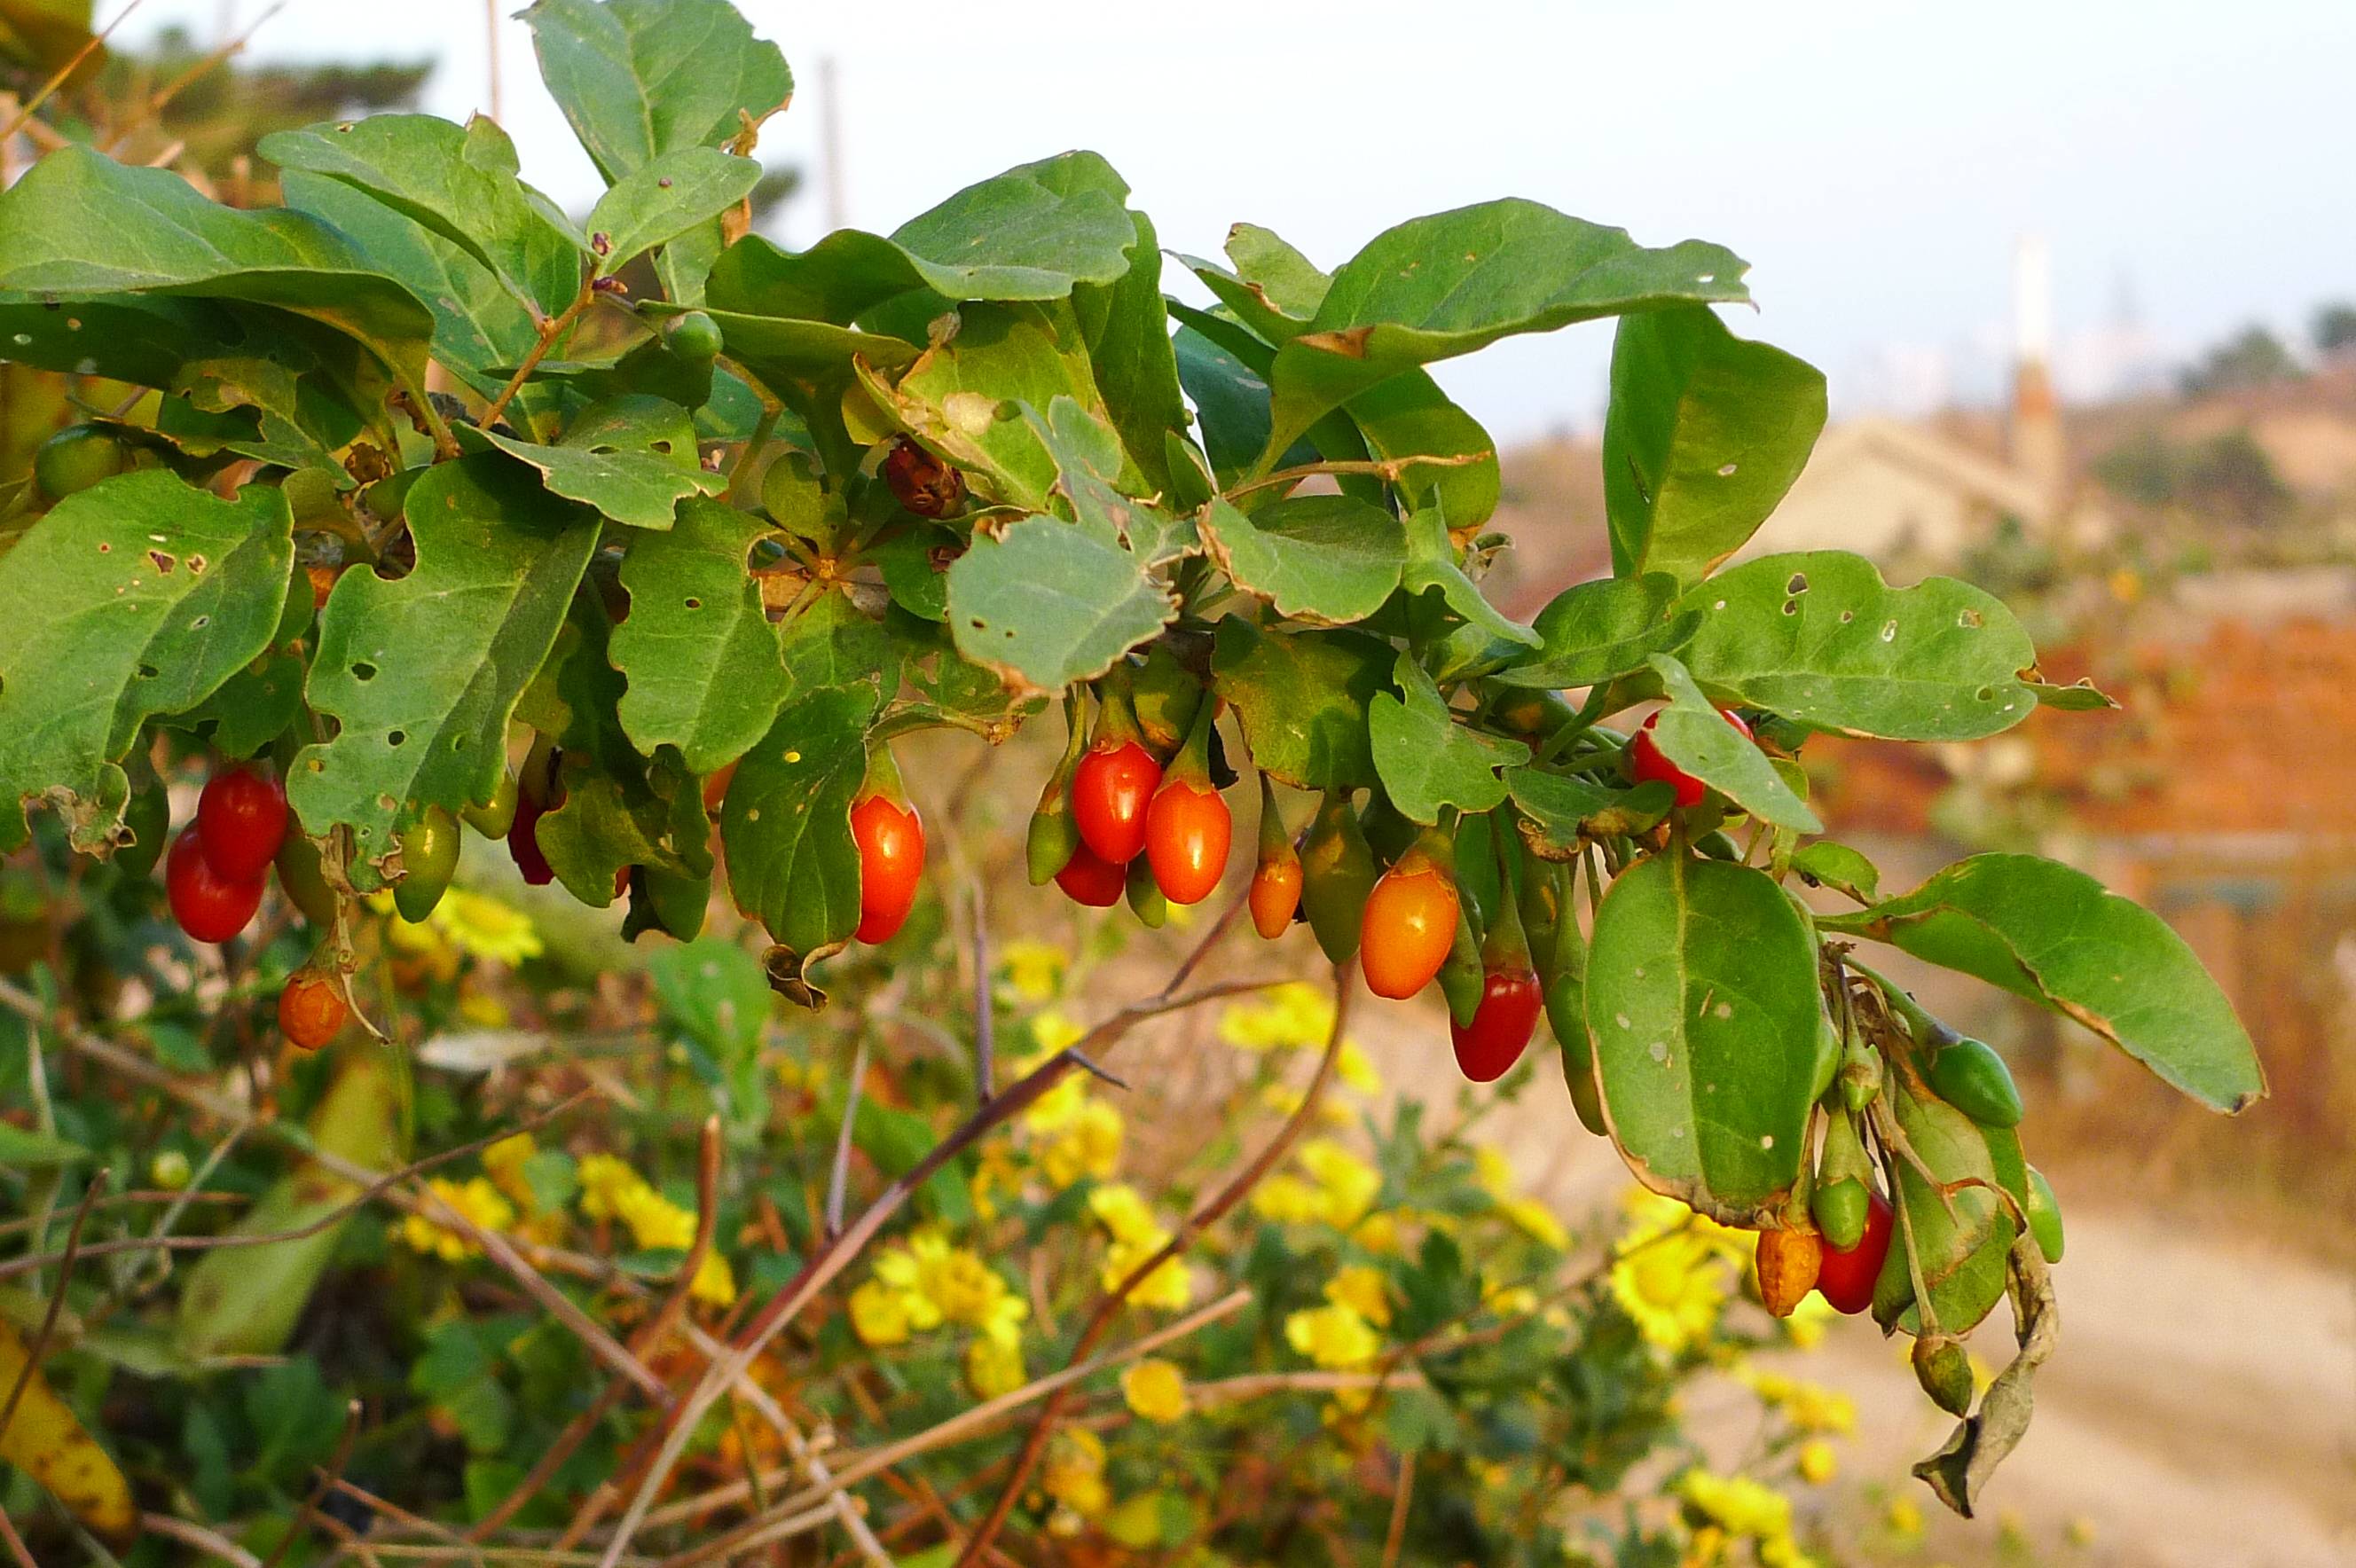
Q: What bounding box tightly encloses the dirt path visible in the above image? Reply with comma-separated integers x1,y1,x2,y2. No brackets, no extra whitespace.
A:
1350,1002,2356,1567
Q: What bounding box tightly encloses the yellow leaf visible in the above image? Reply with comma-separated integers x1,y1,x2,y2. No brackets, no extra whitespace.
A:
0,1319,137,1545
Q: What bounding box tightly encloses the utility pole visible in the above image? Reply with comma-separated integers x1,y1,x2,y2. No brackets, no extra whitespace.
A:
486,0,505,122
820,56,845,232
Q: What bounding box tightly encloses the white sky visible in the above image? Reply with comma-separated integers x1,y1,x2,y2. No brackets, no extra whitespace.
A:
120,0,2356,443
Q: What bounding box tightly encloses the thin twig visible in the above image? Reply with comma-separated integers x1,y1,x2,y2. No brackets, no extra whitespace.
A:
0,0,144,145
138,1515,258,1568
1221,450,1490,502
593,900,1268,1568
825,1039,868,1239
257,1398,359,1568
1380,1451,1417,1568
482,281,595,435
0,1167,106,1446
970,883,993,1104
104,0,287,148
0,1503,40,1568
956,964,1352,1565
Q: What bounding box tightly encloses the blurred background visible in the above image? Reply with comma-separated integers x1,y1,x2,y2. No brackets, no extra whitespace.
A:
5,3,2352,1563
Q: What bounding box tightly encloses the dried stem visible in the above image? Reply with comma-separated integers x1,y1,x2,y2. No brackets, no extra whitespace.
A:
0,1167,106,1446
481,280,595,435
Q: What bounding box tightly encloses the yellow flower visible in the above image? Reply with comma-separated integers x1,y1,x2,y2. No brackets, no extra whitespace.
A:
1284,1302,1380,1369
1258,1081,1352,1125
1620,1185,1747,1260
1104,1233,1190,1311
1334,1037,1385,1094
1040,1098,1122,1188
1678,1470,1791,1541
1030,1007,1087,1054
1323,1266,1393,1328
1500,1196,1570,1251
431,890,544,966
1087,1182,1159,1245
1217,982,1335,1051
402,1177,514,1262
615,1185,698,1252
1298,1139,1380,1229
1782,1292,1836,1350
1248,1172,1324,1224
1743,1370,1857,1435
456,988,509,1028
1355,1210,1402,1254
482,1133,538,1211
1474,1144,1517,1198
1796,1439,1837,1486
1484,1282,1541,1317
967,1334,1025,1399
1000,940,1067,1003
972,1138,1020,1222
849,1281,912,1346
689,1250,736,1307
872,1230,1028,1340
1886,1498,1923,1537
1120,1359,1189,1423
577,1153,644,1222
1041,1428,1109,1517
1611,1230,1728,1352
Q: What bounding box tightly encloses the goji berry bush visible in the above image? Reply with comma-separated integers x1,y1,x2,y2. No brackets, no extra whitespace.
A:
0,0,2262,1562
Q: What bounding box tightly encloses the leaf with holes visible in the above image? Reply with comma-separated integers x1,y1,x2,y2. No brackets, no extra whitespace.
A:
1256,199,1749,466
163,583,313,761
292,455,597,885
0,472,293,853
1676,552,2040,741
1201,493,1407,626
1645,655,1819,832
719,682,879,980
1022,396,1182,553
1368,655,1520,824
1494,574,1698,689
1074,207,1188,495
1209,617,1391,791
945,514,1173,695
258,114,584,317
1820,853,2264,1112
1583,851,1818,1220
484,395,726,529
1504,769,1675,858
1603,305,1827,583
614,498,789,774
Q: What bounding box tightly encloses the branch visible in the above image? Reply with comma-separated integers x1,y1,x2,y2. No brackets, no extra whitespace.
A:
480,280,595,435
1221,450,1491,503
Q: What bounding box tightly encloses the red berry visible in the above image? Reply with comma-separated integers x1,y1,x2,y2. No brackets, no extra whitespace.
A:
851,794,925,944
195,766,288,881
1814,1189,1894,1314
1053,843,1127,907
1248,855,1303,940
1359,863,1458,1000
1449,966,1544,1083
166,830,265,944
278,972,349,1050
1628,708,1755,810
1143,779,1230,906
508,789,555,886
1071,741,1159,866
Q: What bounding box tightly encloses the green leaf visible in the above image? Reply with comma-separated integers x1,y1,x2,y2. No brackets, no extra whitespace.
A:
258,114,583,316
1209,618,1390,791
0,146,436,388
526,0,792,179
483,394,726,529
1504,769,1674,858
1023,396,1185,557
944,514,1174,695
1172,321,1280,482
2027,678,2117,712
0,472,293,853
861,302,1105,511
648,936,773,1062
1494,574,1698,689
1788,841,1879,904
1368,655,1520,824
293,456,598,883
782,591,898,695
0,1125,88,1167
1345,371,1501,533
278,171,546,402
1676,552,2040,741
1201,492,1406,626
719,682,879,964
1645,655,1819,832
1822,853,2263,1112
1259,199,1749,464
1076,209,1188,496
1583,852,1818,1219
587,148,762,275
1602,306,1826,582
707,152,1135,325
688,310,922,402
1874,1084,2013,1337
613,498,789,774
166,582,313,759
1402,507,1540,647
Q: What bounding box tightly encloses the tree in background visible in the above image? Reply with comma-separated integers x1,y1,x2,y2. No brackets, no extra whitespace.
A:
2179,323,2300,396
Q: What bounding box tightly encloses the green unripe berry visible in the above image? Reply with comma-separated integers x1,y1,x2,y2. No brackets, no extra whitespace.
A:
274,832,339,928
1550,970,1608,1137
2024,1165,2065,1263
34,424,130,502
640,866,711,940
116,784,172,882
1808,1011,1842,1102
1912,1334,1975,1416
394,807,460,923
1811,1176,1868,1251
461,770,520,839
1124,852,1167,929
1926,1036,2024,1128
663,310,724,363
